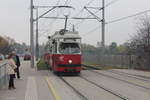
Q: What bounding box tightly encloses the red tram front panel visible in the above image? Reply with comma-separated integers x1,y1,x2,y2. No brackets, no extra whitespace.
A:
51,54,81,73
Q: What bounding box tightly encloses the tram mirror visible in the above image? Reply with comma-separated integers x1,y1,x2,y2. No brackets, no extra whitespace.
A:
52,40,55,44
59,29,68,35
48,36,51,39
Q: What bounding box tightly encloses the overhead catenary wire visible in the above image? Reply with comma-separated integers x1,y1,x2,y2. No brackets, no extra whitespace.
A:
75,0,120,27
82,25,100,36
39,0,120,37
45,0,72,36
74,0,96,17
39,0,121,38
45,0,95,35
105,0,120,8
75,10,100,27
79,1,150,38
64,0,70,5
76,0,119,38
56,0,61,5
38,0,60,28
86,0,120,10
82,9,150,37
106,9,150,24
39,0,61,37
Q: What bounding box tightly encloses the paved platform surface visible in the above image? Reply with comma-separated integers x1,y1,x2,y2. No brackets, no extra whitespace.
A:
0,61,54,100
1,61,150,100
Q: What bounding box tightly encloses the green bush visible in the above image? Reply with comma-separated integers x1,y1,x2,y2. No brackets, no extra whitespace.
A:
37,59,49,70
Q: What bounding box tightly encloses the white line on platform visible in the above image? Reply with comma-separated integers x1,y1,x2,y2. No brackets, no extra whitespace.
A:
25,76,38,100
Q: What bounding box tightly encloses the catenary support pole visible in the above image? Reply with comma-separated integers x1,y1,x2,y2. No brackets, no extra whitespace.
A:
30,0,35,68
102,0,105,47
36,8,39,61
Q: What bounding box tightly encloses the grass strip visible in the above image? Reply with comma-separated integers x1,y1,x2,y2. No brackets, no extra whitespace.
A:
37,59,49,70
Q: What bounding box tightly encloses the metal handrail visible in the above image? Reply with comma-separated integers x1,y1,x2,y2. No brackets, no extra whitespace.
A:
0,62,8,89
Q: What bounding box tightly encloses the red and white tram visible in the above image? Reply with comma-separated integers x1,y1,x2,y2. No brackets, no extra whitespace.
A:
45,29,81,74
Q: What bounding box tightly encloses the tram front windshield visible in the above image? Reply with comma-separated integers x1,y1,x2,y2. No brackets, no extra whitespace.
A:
59,43,80,54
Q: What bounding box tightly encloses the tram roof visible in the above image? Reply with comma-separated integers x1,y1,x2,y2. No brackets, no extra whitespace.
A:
52,31,81,39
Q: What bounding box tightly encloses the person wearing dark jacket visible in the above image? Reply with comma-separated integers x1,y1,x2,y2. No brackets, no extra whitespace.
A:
12,51,21,79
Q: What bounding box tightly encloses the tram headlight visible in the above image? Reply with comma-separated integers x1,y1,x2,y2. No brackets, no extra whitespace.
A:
68,60,72,64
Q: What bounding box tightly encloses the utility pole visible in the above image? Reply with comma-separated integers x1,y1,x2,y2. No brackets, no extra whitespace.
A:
84,0,105,47
30,0,35,68
36,8,39,61
102,0,105,47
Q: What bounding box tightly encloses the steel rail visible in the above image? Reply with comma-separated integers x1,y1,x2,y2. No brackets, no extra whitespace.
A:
110,70,150,80
80,76,129,100
89,70,150,90
107,70,150,83
83,65,150,91
59,77,88,100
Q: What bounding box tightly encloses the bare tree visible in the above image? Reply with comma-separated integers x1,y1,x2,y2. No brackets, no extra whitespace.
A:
130,16,150,69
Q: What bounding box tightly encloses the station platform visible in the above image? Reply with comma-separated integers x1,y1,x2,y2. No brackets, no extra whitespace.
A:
1,60,150,100
0,61,55,100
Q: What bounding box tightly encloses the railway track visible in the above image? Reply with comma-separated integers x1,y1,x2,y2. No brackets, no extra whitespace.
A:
108,70,150,82
79,76,129,100
59,76,88,100
83,64,150,82
83,65,150,91
82,64,101,70
59,75,129,100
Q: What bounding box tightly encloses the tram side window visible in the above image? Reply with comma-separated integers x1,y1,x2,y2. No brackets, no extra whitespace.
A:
52,44,56,54
53,43,57,53
49,47,52,53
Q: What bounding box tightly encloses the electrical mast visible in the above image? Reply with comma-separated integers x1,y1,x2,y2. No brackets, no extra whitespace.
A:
36,8,39,61
102,0,105,47
30,0,34,68
84,0,105,47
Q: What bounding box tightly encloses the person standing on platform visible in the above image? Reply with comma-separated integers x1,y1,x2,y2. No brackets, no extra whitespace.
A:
7,53,17,90
12,51,21,79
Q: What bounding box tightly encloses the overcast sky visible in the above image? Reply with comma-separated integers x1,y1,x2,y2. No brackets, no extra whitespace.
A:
0,0,150,46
